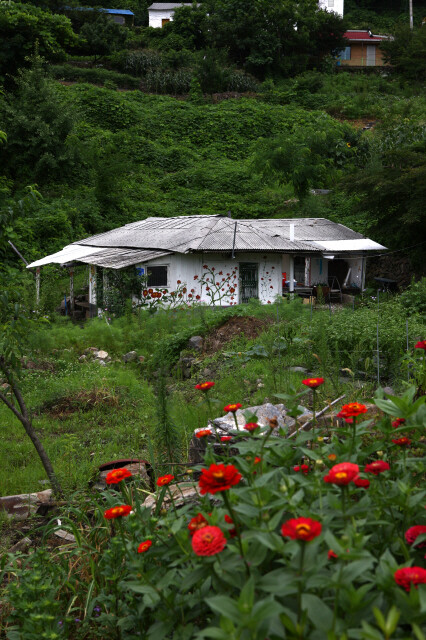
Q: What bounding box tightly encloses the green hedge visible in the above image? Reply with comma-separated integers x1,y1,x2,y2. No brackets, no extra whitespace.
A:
50,64,140,89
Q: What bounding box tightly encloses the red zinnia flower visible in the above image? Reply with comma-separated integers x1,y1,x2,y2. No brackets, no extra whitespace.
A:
137,540,152,553
392,437,411,446
104,505,132,519
394,566,426,591
353,475,370,488
328,549,338,559
254,457,261,464
294,464,309,474
328,453,337,461
324,462,359,486
364,461,390,475
392,418,406,428
195,381,215,391
336,410,354,424
192,525,227,556
198,463,242,495
105,468,132,484
414,340,426,350
405,525,426,548
156,474,175,487
196,429,212,438
302,378,325,389
281,517,322,542
221,436,232,442
188,513,209,536
338,403,368,418
244,422,259,432
224,403,242,413
224,514,233,524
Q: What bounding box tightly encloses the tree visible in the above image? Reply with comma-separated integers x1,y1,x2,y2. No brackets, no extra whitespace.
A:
0,1,76,78
201,0,346,77
80,13,128,61
0,57,80,184
0,156,62,496
380,25,426,81
168,2,209,50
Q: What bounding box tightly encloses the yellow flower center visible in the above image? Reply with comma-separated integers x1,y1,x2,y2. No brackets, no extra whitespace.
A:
335,472,347,480
296,524,311,536
212,471,225,480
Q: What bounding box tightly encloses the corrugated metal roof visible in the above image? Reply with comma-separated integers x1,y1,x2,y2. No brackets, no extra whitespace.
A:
27,245,106,268
148,3,194,10
27,215,386,269
344,30,388,41
78,248,171,269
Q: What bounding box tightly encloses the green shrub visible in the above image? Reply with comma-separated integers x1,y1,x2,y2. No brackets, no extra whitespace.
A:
399,278,426,316
50,64,140,89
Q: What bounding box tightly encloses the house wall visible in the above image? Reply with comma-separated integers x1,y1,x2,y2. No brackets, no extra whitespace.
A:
138,252,282,305
340,42,388,67
148,9,175,27
318,0,344,18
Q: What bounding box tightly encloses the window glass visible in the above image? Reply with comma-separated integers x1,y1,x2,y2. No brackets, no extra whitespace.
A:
337,46,351,61
147,265,168,287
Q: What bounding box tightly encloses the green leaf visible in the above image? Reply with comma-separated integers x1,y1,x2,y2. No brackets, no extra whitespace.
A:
204,595,241,625
301,594,333,632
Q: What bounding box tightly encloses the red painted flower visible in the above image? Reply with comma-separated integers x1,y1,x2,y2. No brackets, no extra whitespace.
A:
221,436,232,442
394,566,426,591
302,377,324,389
176,280,181,284
194,275,199,280
137,540,152,553
405,525,426,548
364,461,390,475
188,513,208,536
281,517,322,542
104,505,132,519
195,381,215,392
328,549,338,560
143,289,148,297
294,464,309,474
414,340,426,350
196,429,212,438
105,468,132,484
224,403,242,413
324,462,359,486
198,463,242,495
156,474,175,487
196,295,201,300
192,525,227,556
392,437,411,446
338,403,368,418
244,422,259,432
353,475,370,488
392,418,406,428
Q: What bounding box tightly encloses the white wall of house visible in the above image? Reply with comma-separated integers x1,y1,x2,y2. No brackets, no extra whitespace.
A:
148,8,175,28
139,252,282,306
318,0,344,17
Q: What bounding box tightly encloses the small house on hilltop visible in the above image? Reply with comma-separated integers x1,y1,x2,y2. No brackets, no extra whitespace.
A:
338,30,391,68
148,2,195,28
27,216,386,312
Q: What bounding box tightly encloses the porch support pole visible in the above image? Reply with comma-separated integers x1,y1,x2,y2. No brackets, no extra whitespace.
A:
69,268,74,314
36,267,40,306
361,256,366,293
88,264,97,317
289,255,295,297
103,268,108,311
304,257,311,286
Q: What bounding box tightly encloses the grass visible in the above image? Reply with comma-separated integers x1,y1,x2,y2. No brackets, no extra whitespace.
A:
1,296,421,500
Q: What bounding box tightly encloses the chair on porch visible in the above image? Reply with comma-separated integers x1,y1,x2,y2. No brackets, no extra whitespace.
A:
327,276,343,303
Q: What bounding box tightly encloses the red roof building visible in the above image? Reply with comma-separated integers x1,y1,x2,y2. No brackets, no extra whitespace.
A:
337,30,391,67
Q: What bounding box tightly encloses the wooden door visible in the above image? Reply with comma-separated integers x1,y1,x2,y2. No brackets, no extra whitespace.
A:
239,263,258,303
366,45,376,66
162,18,170,27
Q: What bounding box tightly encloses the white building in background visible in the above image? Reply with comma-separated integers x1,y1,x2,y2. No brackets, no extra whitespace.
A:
318,0,344,18
148,2,196,28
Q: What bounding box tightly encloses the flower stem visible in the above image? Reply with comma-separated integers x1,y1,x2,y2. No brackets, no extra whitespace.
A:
222,491,250,576
297,543,306,626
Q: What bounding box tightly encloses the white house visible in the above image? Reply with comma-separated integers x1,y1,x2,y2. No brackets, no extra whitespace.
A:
148,2,195,28
318,0,344,18
27,215,386,311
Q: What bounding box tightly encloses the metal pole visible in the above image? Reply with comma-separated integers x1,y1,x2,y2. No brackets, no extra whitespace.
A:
406,318,410,382
69,269,74,315
310,295,313,320
36,267,40,306
289,255,294,298
8,240,29,265
377,322,380,387
231,222,237,259
409,0,413,30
